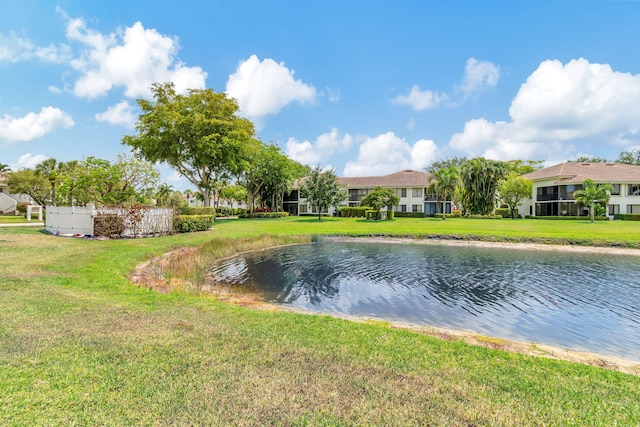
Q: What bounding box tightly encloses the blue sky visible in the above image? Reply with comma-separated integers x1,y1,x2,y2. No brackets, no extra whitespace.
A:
2,1,640,189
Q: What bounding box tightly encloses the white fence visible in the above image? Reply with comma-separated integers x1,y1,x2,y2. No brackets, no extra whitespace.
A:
46,206,175,237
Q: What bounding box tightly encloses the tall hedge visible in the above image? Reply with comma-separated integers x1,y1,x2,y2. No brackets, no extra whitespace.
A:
174,215,214,232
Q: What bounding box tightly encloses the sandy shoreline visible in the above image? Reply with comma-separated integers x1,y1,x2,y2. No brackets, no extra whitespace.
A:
132,236,640,376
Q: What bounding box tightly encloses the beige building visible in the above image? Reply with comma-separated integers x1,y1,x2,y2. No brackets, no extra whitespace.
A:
286,169,450,216
521,162,640,217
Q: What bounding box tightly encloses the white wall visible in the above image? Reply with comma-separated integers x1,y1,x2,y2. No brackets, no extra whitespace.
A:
46,206,94,236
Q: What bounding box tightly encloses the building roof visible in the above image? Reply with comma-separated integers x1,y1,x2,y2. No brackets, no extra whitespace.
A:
292,169,431,189
338,169,431,188
523,162,640,184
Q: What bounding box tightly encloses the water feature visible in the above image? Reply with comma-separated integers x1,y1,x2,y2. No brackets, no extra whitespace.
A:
207,241,640,359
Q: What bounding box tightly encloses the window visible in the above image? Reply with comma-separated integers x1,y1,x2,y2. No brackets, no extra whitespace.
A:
401,204,407,212
628,184,640,196
627,204,640,214
611,184,621,195
609,204,620,215
412,204,421,212
300,204,308,214
396,188,407,198
412,188,422,198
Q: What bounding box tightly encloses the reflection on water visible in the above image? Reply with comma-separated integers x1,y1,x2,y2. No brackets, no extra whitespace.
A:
208,242,640,359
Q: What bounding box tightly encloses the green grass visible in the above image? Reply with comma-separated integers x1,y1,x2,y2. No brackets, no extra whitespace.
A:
0,215,32,224
1,218,639,426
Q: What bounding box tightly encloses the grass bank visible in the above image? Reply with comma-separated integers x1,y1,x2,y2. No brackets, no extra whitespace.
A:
1,219,640,425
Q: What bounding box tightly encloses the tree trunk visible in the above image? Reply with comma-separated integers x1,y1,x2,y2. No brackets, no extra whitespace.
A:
203,192,211,207
590,203,595,223
442,200,446,220
318,205,322,221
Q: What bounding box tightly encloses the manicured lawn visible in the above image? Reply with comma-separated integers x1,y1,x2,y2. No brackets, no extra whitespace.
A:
0,215,31,224
1,219,639,426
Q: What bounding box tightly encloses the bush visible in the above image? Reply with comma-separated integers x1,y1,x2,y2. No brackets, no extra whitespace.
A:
238,212,289,219
365,209,381,220
527,216,610,221
613,214,640,221
16,202,29,215
452,209,462,218
94,214,125,238
338,206,371,217
179,206,216,215
434,213,459,219
495,208,511,218
465,214,503,219
394,212,425,218
387,209,394,220
174,215,214,232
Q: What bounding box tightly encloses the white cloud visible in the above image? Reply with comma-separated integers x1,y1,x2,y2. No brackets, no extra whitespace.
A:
12,153,48,170
449,58,640,161
226,55,317,120
65,17,206,99
286,128,353,165
326,87,341,102
391,85,448,111
343,132,438,177
95,101,136,128
393,58,500,111
0,32,70,63
458,57,500,97
0,107,74,142
48,86,63,94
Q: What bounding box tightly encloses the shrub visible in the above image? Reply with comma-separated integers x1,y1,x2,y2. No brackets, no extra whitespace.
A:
614,214,640,221
452,209,462,218
338,206,371,217
394,212,425,218
179,206,216,216
174,215,214,232
238,212,289,219
528,216,610,221
16,203,29,215
94,214,125,238
434,213,459,219
465,214,503,219
495,208,511,218
365,209,381,220
387,209,394,220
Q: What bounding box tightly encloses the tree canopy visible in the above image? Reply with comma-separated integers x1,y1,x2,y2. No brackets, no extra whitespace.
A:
498,172,533,219
360,187,400,216
573,179,613,222
7,169,50,207
460,158,508,215
300,167,346,221
428,166,460,219
123,82,257,207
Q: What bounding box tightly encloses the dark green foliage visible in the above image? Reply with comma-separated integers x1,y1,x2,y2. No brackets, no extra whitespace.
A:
365,209,380,220
461,158,508,215
338,207,371,217
464,214,503,219
238,212,289,218
495,208,511,218
174,215,214,232
614,214,640,221
300,167,347,221
387,209,394,220
394,212,425,218
180,206,217,215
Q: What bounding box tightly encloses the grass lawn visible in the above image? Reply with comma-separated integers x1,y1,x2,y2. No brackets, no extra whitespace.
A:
1,218,639,426
0,215,32,224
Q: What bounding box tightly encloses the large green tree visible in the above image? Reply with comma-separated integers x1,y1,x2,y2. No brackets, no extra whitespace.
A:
300,167,346,221
498,172,533,219
123,82,256,207
428,166,461,220
460,158,508,215
359,186,400,220
35,158,61,206
616,148,640,166
6,169,50,207
573,179,613,223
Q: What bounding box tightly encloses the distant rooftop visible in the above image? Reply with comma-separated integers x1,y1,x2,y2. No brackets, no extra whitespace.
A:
292,169,431,189
523,162,640,184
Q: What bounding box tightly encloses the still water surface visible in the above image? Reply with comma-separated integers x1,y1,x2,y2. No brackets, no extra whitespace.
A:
208,242,640,359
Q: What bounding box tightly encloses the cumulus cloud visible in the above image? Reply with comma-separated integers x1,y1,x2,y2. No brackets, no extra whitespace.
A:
449,58,640,161
12,153,48,170
286,128,353,165
391,85,448,111
226,55,317,120
458,57,500,97
393,57,499,110
48,86,63,94
0,107,74,142
343,132,438,177
65,17,206,99
95,101,136,128
0,32,70,63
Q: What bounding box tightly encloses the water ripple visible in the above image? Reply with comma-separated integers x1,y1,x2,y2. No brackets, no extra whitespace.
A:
207,242,640,359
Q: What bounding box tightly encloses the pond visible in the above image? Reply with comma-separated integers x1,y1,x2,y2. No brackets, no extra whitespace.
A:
207,241,640,359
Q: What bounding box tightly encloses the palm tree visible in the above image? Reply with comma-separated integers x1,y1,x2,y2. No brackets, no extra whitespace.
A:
35,158,59,206
573,179,614,223
0,163,11,173
155,183,174,206
428,166,461,220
